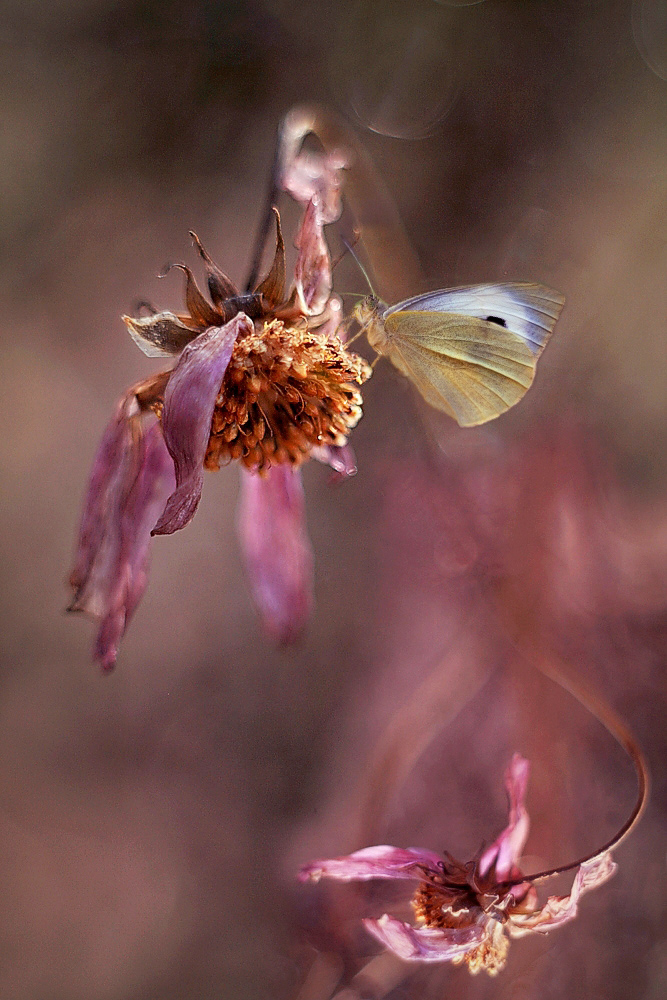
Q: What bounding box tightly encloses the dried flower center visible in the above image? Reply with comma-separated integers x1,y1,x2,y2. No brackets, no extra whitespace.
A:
412,878,479,930
203,318,371,472
412,861,515,977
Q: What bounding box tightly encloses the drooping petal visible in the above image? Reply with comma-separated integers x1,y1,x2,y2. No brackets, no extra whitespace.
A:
69,394,141,615
122,311,200,358
152,313,250,536
294,198,331,316
298,845,443,883
508,853,617,937
479,753,530,881
311,443,357,479
363,914,484,963
237,464,313,643
92,424,176,670
69,396,175,670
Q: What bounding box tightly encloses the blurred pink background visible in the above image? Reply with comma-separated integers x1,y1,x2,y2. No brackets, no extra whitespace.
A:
1,1,666,997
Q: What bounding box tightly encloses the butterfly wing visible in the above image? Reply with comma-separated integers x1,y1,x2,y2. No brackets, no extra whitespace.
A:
384,310,544,427
383,283,564,355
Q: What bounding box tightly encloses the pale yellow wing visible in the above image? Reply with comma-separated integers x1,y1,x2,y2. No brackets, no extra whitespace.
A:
384,310,540,427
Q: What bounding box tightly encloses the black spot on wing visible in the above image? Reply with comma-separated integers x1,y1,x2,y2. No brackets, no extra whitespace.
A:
486,316,507,327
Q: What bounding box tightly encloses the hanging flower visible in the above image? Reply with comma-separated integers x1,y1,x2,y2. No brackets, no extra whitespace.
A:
69,184,370,666
299,755,617,976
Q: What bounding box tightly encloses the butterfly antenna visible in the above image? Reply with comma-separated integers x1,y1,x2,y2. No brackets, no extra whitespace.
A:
341,238,376,296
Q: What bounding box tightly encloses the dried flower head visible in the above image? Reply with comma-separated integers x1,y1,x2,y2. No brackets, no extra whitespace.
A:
205,317,368,472
299,755,617,976
123,216,370,478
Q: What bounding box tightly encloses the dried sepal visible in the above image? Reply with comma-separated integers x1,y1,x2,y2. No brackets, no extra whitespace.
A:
255,208,287,306
189,230,239,305
123,310,200,358
162,263,221,327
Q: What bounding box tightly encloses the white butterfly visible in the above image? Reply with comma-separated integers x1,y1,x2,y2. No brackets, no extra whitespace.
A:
353,283,565,426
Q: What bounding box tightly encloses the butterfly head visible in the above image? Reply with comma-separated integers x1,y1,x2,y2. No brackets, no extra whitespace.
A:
353,295,391,354
352,295,381,327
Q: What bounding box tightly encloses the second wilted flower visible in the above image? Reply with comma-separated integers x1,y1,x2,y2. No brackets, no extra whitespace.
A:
300,755,616,976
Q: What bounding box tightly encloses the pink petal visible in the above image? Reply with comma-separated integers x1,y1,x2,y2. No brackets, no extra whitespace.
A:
70,402,175,670
509,853,617,937
280,144,348,224
298,844,443,883
294,198,332,316
152,314,250,536
363,914,484,963
93,424,175,669
479,753,530,881
69,394,139,610
311,444,357,479
237,464,313,644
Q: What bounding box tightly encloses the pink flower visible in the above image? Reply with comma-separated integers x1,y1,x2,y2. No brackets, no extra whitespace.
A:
299,755,616,976
70,132,369,665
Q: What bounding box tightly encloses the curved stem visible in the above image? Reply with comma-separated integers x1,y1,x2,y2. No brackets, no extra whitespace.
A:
505,644,649,886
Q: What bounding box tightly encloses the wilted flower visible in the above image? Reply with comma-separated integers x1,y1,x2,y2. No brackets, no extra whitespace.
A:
69,146,370,666
299,754,617,976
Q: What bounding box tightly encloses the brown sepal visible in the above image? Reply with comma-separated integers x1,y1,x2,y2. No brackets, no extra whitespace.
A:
255,207,286,306
162,263,221,327
132,370,172,410
189,231,239,305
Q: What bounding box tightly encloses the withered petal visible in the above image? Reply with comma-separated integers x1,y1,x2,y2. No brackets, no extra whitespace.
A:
123,311,201,357
508,854,617,937
237,464,313,644
189,230,239,306
311,443,357,478
363,915,484,963
479,754,530,882
255,207,287,306
294,198,332,316
92,423,175,670
280,145,349,225
152,314,251,536
69,398,175,670
299,845,443,883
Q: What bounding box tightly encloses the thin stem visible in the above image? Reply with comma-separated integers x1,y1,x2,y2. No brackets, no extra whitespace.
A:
504,645,649,886
245,124,282,292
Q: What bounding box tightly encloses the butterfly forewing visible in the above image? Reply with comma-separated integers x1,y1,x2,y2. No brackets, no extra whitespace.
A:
384,310,539,427
383,282,564,354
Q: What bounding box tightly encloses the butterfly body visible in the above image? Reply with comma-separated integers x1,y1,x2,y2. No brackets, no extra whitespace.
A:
354,283,565,427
